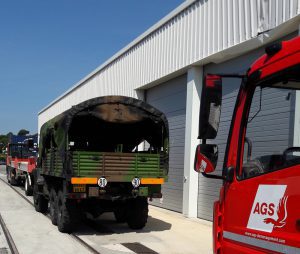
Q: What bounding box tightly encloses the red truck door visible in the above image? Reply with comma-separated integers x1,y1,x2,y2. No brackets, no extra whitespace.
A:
221,85,300,253
222,167,300,253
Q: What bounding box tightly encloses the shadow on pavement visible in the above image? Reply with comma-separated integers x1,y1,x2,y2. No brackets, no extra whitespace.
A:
75,213,172,236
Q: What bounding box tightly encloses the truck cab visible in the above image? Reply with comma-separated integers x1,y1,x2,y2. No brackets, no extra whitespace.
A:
6,139,37,195
195,36,300,253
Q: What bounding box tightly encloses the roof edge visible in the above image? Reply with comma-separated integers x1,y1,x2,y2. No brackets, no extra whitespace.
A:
39,0,197,115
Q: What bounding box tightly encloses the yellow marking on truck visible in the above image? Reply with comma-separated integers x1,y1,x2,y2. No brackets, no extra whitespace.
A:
73,184,86,192
71,177,97,184
141,178,164,184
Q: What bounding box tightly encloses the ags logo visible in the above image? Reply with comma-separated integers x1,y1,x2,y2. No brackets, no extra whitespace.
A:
247,185,288,233
253,202,275,216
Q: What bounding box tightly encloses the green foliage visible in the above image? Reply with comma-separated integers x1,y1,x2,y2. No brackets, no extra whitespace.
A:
0,135,8,145
17,129,29,136
0,133,9,152
0,154,5,160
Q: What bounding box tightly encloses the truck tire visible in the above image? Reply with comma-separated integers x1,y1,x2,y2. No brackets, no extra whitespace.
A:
57,190,73,233
127,197,148,230
6,166,10,183
33,183,48,213
114,204,127,223
24,175,33,196
49,188,58,225
9,169,18,186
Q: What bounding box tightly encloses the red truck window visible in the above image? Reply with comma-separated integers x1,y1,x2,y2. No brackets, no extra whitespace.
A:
241,85,300,180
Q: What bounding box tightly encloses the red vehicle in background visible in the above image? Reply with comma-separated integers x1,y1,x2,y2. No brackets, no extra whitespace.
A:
6,138,37,196
195,36,300,253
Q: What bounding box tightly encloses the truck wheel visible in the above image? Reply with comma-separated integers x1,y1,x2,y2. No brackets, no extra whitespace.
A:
9,169,18,186
57,190,73,233
6,166,10,183
33,184,48,213
114,204,127,223
24,175,33,196
127,197,148,230
49,188,58,225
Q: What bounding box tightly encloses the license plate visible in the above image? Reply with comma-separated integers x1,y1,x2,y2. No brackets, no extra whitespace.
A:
73,184,86,193
89,187,99,197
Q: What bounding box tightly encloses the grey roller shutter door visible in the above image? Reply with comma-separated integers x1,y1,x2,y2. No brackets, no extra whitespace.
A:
146,74,187,213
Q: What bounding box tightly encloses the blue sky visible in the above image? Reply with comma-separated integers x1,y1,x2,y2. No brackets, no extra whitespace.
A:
0,0,183,135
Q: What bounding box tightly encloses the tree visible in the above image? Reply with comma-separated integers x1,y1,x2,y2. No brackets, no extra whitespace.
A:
18,129,29,136
0,132,14,151
0,135,8,150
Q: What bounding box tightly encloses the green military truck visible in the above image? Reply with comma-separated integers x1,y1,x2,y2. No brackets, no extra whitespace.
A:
33,96,169,233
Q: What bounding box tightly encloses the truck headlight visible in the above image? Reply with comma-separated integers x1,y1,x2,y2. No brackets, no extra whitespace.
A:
132,178,141,188
98,177,107,188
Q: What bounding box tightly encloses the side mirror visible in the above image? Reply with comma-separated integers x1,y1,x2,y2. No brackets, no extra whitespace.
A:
199,75,222,139
194,144,218,174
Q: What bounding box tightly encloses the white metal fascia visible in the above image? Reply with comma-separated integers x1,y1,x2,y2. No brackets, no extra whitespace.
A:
38,0,197,115
39,0,300,119
136,14,300,91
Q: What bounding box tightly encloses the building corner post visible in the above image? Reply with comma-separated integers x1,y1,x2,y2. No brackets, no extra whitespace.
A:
183,66,203,218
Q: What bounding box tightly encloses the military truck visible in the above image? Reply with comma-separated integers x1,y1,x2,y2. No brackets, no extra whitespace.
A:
33,96,169,233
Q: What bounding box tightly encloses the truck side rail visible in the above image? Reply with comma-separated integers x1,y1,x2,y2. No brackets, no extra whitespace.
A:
41,149,167,180
72,151,166,178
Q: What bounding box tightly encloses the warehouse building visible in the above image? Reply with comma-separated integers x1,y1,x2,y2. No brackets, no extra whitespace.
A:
39,0,300,221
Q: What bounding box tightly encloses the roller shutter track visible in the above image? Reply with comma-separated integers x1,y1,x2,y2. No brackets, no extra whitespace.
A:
146,74,187,213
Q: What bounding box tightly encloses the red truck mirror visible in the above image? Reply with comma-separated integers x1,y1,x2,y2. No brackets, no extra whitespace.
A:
198,75,222,140
194,144,218,174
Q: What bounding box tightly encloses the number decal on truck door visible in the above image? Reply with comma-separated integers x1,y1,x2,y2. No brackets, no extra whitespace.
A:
247,185,288,233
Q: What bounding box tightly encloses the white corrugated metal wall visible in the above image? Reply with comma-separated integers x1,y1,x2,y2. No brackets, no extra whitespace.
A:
38,0,300,128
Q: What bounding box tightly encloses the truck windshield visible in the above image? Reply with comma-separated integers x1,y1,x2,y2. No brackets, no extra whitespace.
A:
9,145,37,158
241,84,300,179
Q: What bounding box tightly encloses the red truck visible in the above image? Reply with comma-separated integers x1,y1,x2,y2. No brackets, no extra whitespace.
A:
6,139,37,196
195,36,300,253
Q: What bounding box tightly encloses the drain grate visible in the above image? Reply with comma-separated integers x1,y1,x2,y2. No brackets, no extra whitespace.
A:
0,248,8,254
122,243,158,254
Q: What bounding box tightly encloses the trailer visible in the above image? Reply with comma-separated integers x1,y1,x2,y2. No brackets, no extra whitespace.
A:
33,96,169,233
6,138,37,196
195,36,300,253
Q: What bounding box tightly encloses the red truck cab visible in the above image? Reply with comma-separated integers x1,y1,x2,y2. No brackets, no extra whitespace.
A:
6,139,37,195
195,36,300,253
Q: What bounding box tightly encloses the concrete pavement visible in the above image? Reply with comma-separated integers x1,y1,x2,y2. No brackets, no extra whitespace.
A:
0,165,213,254
74,205,213,254
0,168,90,254
0,221,10,254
